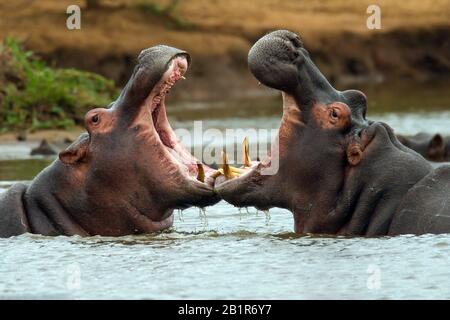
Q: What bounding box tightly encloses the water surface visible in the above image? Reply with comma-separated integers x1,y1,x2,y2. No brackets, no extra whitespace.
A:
1,207,450,299
1,80,450,299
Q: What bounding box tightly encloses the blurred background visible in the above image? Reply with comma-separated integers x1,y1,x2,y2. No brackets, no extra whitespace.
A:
0,0,449,178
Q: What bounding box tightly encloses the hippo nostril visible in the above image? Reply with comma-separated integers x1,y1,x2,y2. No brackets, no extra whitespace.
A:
356,129,363,138
291,36,303,48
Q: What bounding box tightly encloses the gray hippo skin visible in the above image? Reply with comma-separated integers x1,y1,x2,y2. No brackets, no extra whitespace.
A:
0,45,218,238
397,132,450,162
215,30,450,236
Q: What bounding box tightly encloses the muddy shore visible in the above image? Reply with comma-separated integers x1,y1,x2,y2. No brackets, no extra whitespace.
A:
0,0,449,101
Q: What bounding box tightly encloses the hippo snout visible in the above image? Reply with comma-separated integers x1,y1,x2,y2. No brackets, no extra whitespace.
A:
248,30,305,92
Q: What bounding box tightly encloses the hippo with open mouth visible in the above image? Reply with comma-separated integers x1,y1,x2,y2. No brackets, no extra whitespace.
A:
215,30,450,236
0,45,218,237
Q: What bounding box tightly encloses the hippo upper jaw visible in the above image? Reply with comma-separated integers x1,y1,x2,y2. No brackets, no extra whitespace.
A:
248,30,342,114
121,53,219,210
214,30,361,211
135,57,216,183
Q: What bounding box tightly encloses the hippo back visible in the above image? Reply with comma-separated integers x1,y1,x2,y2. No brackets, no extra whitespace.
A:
390,165,450,235
0,183,30,237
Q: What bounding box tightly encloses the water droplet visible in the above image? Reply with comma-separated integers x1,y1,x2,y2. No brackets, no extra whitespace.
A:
177,209,184,221
198,207,208,227
263,210,271,225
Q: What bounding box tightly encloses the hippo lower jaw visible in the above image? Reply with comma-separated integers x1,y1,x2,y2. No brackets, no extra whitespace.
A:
214,91,302,210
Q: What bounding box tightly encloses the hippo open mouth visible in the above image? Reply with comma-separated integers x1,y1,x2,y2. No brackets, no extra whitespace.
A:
0,45,221,237
137,55,215,188
74,45,220,233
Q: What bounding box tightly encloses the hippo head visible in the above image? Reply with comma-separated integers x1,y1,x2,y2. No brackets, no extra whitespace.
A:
215,30,431,235
397,133,448,162
56,45,218,235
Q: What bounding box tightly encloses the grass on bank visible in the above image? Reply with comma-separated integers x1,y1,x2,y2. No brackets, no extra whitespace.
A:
0,37,118,132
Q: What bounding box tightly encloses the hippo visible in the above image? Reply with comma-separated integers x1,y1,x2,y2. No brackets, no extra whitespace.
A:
214,30,450,236
0,45,218,238
30,139,57,156
397,132,450,162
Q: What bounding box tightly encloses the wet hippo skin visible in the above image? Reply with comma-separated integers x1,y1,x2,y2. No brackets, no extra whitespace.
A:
215,30,450,236
0,45,219,237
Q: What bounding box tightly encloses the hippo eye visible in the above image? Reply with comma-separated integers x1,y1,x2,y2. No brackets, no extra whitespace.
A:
92,114,99,124
331,109,338,119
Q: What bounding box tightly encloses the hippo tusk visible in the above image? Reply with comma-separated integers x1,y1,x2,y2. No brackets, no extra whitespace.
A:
230,167,247,174
211,169,224,179
221,151,236,179
212,150,250,181
196,163,205,182
242,137,252,167
215,167,246,176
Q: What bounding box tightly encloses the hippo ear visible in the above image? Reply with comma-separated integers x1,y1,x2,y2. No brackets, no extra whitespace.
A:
347,144,363,166
427,134,445,160
59,133,90,165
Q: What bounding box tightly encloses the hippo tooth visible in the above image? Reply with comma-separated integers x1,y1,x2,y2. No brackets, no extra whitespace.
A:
242,136,252,167
230,167,247,174
196,163,205,183
221,151,237,179
210,169,224,179
181,76,186,80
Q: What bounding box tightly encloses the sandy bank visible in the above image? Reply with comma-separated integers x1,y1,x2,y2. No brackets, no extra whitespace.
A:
0,0,449,101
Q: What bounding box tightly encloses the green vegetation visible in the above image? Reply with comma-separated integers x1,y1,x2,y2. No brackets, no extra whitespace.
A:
136,0,194,30
0,37,118,132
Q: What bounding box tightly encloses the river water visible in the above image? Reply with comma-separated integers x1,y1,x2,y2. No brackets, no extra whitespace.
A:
1,80,450,299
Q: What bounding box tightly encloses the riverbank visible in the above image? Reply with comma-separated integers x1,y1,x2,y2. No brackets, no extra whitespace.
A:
0,128,83,144
0,128,83,160
1,0,449,101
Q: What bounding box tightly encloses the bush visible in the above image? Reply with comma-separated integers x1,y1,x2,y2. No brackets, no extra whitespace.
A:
0,37,119,132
